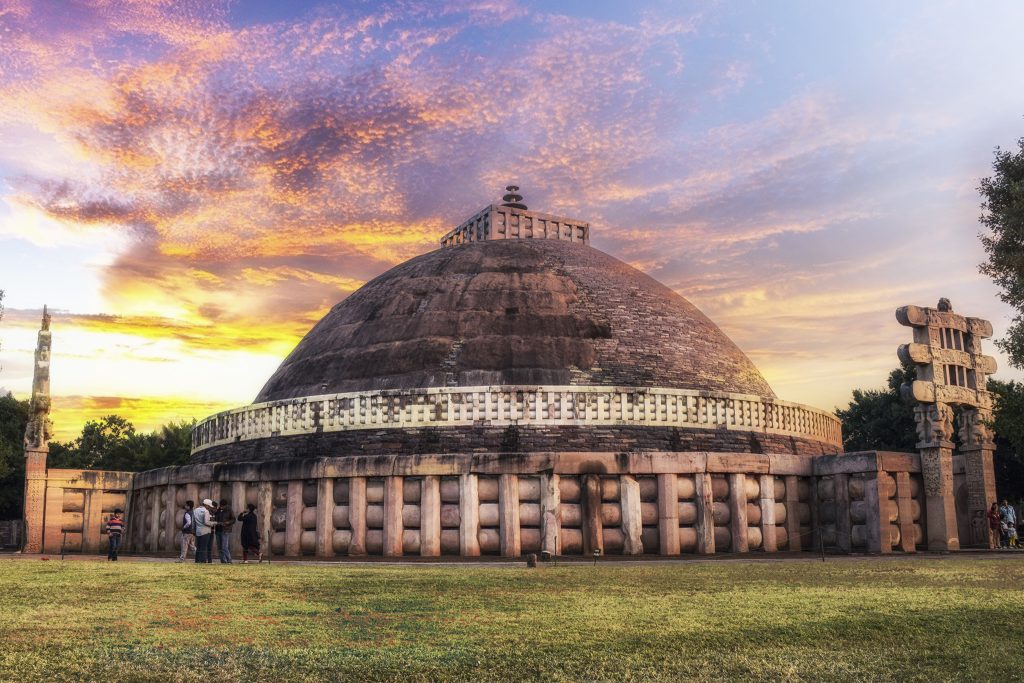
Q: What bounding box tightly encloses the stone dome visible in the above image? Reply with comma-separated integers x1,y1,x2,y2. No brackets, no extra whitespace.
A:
256,238,775,402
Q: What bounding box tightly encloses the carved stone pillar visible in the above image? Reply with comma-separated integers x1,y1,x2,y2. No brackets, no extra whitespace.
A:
728,473,748,553
285,480,303,557
959,407,997,548
916,403,959,551
498,474,521,557
784,475,801,551
257,482,273,555
22,447,47,553
383,476,403,557
582,474,602,556
758,474,777,553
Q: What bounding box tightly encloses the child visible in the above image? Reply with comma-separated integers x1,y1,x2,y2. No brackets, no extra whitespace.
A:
1009,523,1019,549
106,508,125,561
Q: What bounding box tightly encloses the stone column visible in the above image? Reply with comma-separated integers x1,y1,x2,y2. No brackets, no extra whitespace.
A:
42,482,64,554
383,476,403,557
315,478,335,558
619,475,643,555
582,474,602,556
420,475,441,557
862,473,890,554
728,473,749,553
758,474,777,553
657,473,679,555
149,486,162,553
695,472,715,554
230,481,246,557
833,473,851,553
122,487,136,552
164,483,178,553
499,474,521,557
960,407,997,548
784,475,801,551
83,489,103,554
22,447,47,553
894,471,917,553
459,473,480,557
257,482,273,556
348,477,367,556
285,480,303,557
915,403,959,551
540,472,561,556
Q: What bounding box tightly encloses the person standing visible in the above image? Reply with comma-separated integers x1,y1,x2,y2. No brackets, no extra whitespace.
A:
988,502,1002,549
193,498,218,563
215,498,235,564
237,503,262,564
178,500,196,562
106,508,125,561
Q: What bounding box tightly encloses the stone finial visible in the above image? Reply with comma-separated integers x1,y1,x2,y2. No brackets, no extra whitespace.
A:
937,298,952,312
501,185,527,210
24,306,53,450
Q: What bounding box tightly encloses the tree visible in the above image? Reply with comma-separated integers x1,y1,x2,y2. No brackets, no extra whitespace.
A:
47,415,195,472
836,364,918,453
979,136,1024,367
0,393,29,519
988,379,1024,501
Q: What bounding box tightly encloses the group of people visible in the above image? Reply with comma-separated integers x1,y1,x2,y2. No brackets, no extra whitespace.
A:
988,500,1020,549
178,498,263,564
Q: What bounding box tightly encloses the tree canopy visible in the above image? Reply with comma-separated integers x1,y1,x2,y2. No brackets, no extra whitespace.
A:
835,365,918,453
979,136,1024,367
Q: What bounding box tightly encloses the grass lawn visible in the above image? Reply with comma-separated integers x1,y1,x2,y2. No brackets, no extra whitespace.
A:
0,555,1021,682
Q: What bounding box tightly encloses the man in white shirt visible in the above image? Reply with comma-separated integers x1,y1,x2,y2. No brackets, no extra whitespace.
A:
193,498,218,563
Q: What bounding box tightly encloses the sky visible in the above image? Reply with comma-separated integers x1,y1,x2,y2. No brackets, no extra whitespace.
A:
1,0,1023,440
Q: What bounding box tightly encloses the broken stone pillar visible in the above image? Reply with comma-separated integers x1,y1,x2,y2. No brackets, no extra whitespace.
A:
348,477,367,556
695,472,715,554
499,474,521,557
315,478,335,558
619,475,643,555
459,473,480,556
959,407,997,548
285,480,303,556
420,475,441,557
540,472,560,556
657,473,679,555
383,476,403,557
728,473,748,553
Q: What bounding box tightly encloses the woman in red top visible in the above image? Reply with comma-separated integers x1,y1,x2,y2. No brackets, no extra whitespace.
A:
988,502,1002,549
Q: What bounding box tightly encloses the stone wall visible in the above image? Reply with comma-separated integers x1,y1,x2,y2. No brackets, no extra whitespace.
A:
813,452,926,553
126,451,825,558
39,469,133,554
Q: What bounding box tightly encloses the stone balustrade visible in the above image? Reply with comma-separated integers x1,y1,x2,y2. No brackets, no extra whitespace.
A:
191,385,843,454
439,205,590,247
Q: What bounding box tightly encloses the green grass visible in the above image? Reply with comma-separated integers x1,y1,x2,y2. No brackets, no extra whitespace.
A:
0,556,1021,682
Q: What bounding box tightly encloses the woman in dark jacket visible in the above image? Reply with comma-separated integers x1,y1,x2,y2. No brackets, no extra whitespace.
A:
238,503,262,563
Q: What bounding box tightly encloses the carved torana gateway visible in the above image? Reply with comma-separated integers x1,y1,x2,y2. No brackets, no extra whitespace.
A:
22,193,998,558
897,298,998,549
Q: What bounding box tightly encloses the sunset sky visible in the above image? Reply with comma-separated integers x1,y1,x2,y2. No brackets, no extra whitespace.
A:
1,0,1023,440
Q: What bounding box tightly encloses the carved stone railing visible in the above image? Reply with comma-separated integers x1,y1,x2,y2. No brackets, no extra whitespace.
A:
191,385,842,454
439,205,590,247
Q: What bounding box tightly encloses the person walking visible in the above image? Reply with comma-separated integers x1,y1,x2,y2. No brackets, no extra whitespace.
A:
988,502,1002,549
178,500,196,562
106,508,125,561
194,498,218,563
215,498,235,564
237,503,262,564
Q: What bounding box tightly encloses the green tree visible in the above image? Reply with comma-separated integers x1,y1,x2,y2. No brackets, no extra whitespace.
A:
0,393,29,519
979,135,1024,367
988,379,1024,501
48,415,195,472
836,365,918,452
